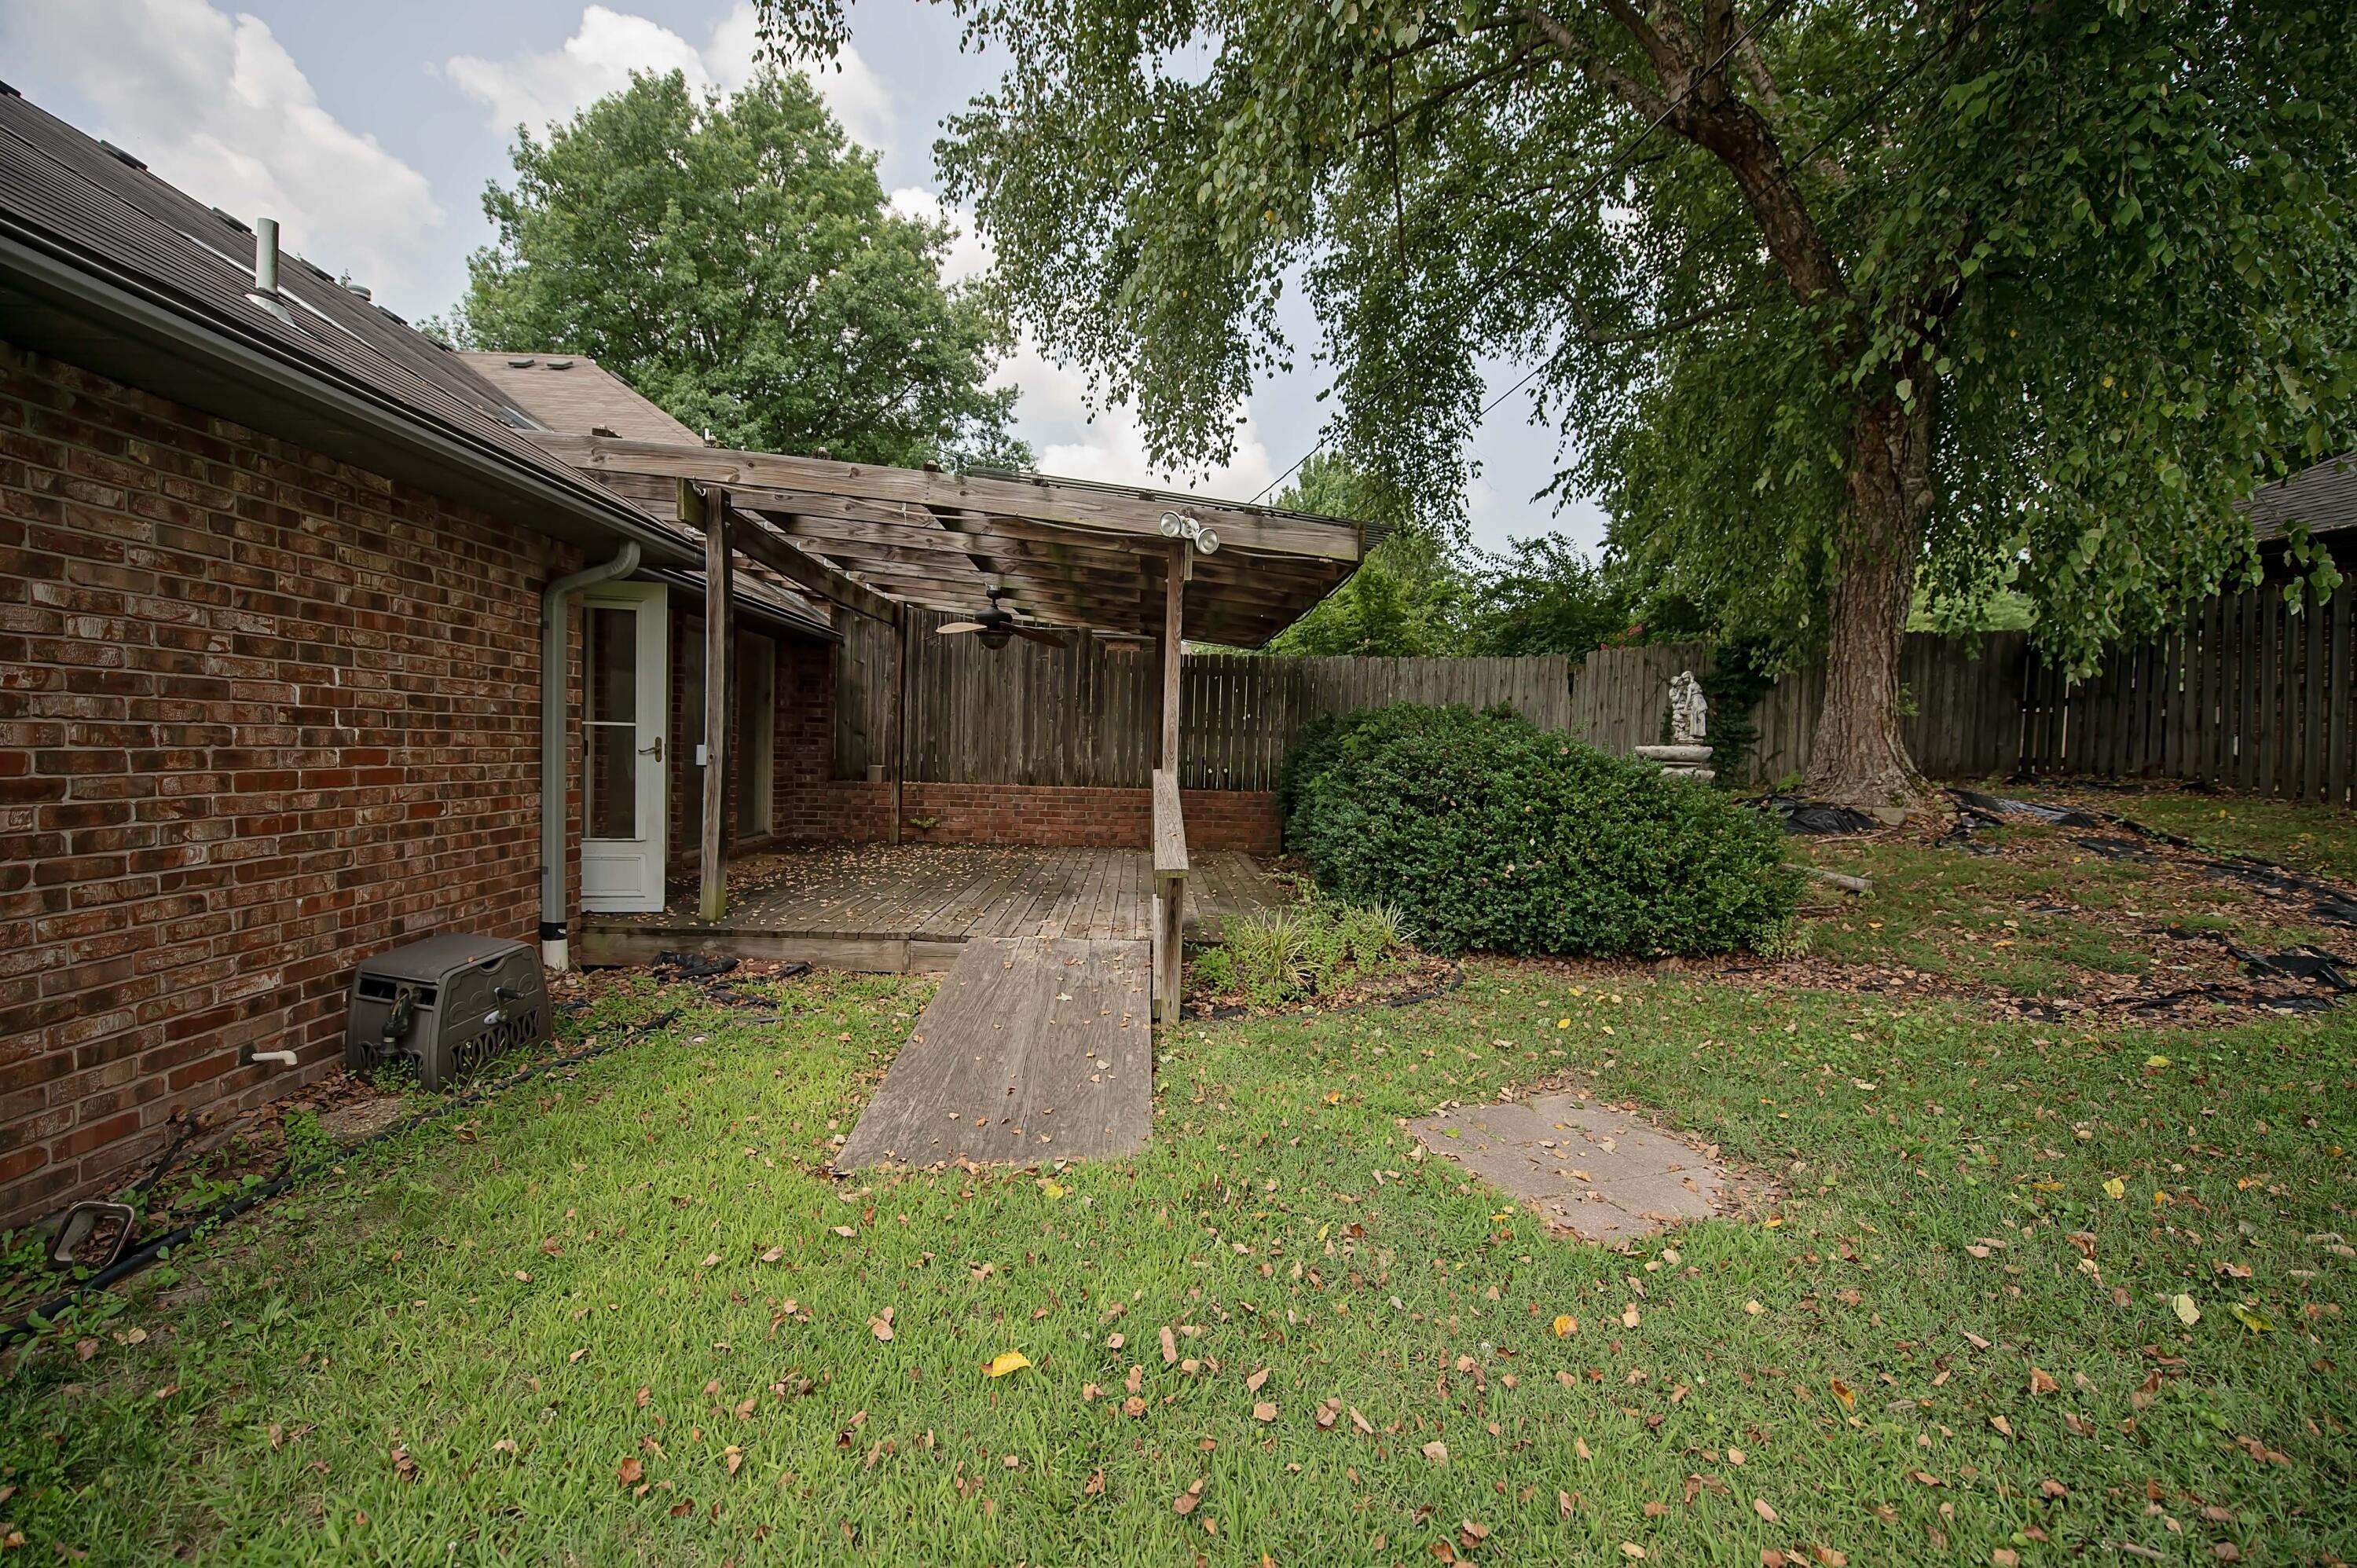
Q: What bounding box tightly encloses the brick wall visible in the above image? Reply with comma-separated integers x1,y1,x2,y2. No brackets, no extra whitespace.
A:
777,779,1278,855
0,341,582,1226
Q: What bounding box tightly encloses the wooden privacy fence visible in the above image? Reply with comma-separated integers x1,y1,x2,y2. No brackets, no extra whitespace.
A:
836,608,1574,790
1567,579,2355,806
1570,632,2033,786
2018,579,2354,804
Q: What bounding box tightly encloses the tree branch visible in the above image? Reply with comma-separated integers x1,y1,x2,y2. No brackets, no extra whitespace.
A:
1352,46,1544,145
1523,5,1673,122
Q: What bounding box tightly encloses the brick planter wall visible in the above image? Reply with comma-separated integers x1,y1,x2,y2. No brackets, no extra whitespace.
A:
0,343,581,1227
776,779,1279,855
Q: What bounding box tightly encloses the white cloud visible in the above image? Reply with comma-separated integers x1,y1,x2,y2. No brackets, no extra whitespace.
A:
1,0,445,306
445,2,895,154
886,186,992,286
887,188,1277,500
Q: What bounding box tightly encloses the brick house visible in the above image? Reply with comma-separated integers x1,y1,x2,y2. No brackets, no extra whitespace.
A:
0,90,844,1225
0,86,1372,1228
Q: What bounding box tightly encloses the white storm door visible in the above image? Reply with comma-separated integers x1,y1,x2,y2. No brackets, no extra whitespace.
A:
580,583,669,912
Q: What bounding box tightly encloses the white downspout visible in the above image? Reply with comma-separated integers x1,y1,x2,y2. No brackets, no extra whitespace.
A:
541,541,641,970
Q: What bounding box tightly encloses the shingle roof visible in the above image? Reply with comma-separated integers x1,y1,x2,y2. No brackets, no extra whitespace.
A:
0,87,612,500
2249,453,2357,544
0,84,835,636
460,353,702,444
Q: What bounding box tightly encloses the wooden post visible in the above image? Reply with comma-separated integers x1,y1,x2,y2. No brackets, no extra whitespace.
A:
1151,544,1188,1020
892,612,909,845
1162,544,1186,771
689,482,732,921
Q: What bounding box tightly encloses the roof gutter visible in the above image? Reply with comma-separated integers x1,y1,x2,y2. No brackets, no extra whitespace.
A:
0,219,696,569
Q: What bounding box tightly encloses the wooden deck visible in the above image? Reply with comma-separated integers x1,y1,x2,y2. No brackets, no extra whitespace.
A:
576,843,1285,972
834,936,1151,1168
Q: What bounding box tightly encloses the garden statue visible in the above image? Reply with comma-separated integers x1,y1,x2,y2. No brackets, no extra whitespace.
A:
1635,670,1717,782
1669,669,1708,745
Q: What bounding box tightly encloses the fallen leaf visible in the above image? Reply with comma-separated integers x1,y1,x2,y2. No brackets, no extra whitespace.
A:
1621,1545,1646,1560
1754,1497,1779,1524
2173,1294,2201,1326
1552,1314,1577,1338
699,1253,720,1268
1726,1446,1745,1465
2227,1303,2273,1334
724,1445,744,1475
1247,1367,1270,1393
1829,1377,1856,1409
617,1457,643,1487
1174,1479,1204,1515
1421,1442,1450,1465
2029,1368,2059,1396
2102,1178,2126,1200
871,1307,896,1343
984,1351,1032,1378
1253,1401,1277,1423
1622,1306,1640,1329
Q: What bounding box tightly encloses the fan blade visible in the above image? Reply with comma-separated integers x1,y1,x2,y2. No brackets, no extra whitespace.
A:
937,621,988,634
1013,625,1070,648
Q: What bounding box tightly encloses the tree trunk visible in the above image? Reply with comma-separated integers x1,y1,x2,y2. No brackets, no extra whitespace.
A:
1802,389,1938,811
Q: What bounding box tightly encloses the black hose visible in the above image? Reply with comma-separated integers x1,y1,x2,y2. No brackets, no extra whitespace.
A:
3,1006,684,1343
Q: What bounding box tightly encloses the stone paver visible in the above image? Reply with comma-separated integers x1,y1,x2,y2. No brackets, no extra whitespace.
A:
1409,1087,1733,1244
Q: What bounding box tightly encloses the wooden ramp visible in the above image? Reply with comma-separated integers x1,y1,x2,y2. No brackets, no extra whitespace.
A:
835,936,1152,1170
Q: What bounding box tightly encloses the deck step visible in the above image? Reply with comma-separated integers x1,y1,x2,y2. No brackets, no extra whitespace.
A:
834,936,1152,1170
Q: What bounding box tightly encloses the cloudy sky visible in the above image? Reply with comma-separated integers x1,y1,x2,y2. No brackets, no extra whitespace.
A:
1,0,1606,553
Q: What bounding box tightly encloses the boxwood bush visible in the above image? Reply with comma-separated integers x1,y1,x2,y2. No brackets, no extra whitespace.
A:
1281,703,1801,957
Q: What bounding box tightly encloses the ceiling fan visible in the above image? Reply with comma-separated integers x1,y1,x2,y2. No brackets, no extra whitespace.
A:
937,585,1070,650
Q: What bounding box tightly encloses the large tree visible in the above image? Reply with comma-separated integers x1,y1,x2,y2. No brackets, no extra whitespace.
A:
447,69,1028,469
765,0,2355,808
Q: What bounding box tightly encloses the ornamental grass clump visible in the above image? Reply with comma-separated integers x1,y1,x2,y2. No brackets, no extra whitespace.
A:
1281,703,1800,958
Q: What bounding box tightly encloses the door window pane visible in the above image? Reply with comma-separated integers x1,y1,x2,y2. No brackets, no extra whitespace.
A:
588,606,637,724
587,724,636,838
585,604,640,841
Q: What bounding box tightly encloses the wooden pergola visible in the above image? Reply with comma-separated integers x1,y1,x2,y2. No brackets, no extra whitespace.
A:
529,431,1376,1017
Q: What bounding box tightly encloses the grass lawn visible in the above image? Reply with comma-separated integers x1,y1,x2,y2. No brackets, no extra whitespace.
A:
5,804,2355,1565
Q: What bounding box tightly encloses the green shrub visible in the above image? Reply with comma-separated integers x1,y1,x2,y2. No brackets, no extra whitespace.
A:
1195,895,1416,1007
1281,703,1800,958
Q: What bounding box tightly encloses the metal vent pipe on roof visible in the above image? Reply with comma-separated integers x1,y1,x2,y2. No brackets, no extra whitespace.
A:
253,217,278,293
244,217,295,325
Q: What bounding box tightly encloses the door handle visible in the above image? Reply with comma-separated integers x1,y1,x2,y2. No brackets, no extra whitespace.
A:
638,735,664,761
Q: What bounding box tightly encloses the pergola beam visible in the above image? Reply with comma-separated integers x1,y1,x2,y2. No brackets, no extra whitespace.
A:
724,509,900,625
529,430,1368,561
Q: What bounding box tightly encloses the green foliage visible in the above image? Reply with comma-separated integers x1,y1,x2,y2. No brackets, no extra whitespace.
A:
1461,536,1631,659
1695,640,1778,786
1210,896,1414,1007
449,69,1026,469
1281,703,1800,957
1265,455,1465,655
764,0,2357,791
